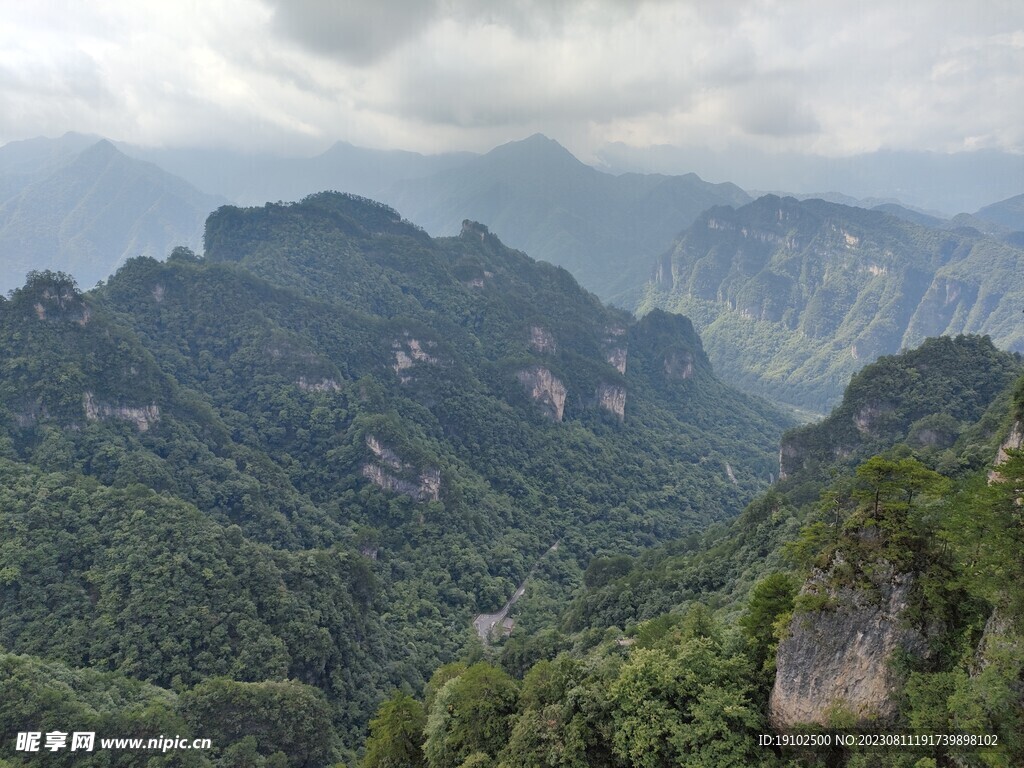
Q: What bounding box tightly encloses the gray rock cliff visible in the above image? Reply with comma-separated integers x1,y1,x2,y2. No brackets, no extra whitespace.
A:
770,561,927,729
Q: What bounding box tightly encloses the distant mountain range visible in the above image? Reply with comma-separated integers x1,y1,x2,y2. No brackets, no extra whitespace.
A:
121,139,475,207
2,133,752,303
974,192,1024,232
129,133,753,304
4,132,1022,311
0,135,224,292
596,142,1024,216
640,195,1024,412
384,134,751,304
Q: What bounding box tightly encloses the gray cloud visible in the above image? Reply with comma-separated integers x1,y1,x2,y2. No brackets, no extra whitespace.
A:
267,0,441,65
729,84,820,138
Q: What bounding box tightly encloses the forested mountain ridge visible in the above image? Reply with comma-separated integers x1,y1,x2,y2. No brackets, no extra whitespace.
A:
0,192,791,764
779,335,1021,485
639,194,1024,411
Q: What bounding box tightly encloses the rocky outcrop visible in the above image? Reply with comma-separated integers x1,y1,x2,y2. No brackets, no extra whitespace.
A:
663,349,694,379
602,326,627,373
12,403,46,428
596,383,626,420
460,220,492,242
516,366,567,421
82,392,160,431
33,286,91,326
853,402,891,434
778,444,798,481
296,376,341,393
361,464,441,502
770,564,927,730
989,420,1024,482
606,347,627,374
528,326,556,354
392,337,439,382
725,462,738,486
971,608,1016,678
362,435,440,502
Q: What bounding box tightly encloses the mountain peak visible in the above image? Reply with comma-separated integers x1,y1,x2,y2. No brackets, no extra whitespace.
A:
486,134,584,167
78,138,122,161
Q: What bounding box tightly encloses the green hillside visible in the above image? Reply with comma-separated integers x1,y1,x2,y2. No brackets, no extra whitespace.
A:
364,336,1024,768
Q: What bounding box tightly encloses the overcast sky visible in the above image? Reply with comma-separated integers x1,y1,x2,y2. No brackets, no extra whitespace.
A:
2,0,1022,164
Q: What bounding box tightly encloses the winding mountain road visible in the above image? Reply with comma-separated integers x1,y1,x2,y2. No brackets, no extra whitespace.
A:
473,541,559,643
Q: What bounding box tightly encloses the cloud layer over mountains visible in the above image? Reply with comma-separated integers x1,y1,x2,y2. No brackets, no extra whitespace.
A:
2,1,1022,163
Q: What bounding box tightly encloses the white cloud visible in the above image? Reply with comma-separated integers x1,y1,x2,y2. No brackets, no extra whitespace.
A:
0,0,1020,157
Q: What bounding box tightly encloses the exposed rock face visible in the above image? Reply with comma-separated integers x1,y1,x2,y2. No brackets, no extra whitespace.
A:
460,220,491,241
82,392,160,431
360,464,441,502
13,403,46,428
654,252,674,289
770,565,927,730
596,383,626,420
606,347,627,374
778,446,793,481
663,350,694,379
516,366,567,421
854,402,890,434
362,435,440,502
528,326,556,354
971,608,1016,678
366,436,402,469
296,376,341,393
392,337,439,382
602,326,627,373
33,286,91,325
725,462,738,486
989,420,1024,482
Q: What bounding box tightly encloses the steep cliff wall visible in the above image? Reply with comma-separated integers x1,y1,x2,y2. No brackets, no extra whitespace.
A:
82,392,160,432
596,383,626,420
516,366,567,422
361,435,441,502
770,563,927,729
989,420,1024,482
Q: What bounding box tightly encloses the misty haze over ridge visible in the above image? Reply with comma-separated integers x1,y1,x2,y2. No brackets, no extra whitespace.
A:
2,130,1023,303
0,133,1019,294
119,133,1024,218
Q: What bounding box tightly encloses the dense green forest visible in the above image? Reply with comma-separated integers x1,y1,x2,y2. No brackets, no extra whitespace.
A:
354,335,1024,768
2,193,1022,766
0,193,791,765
